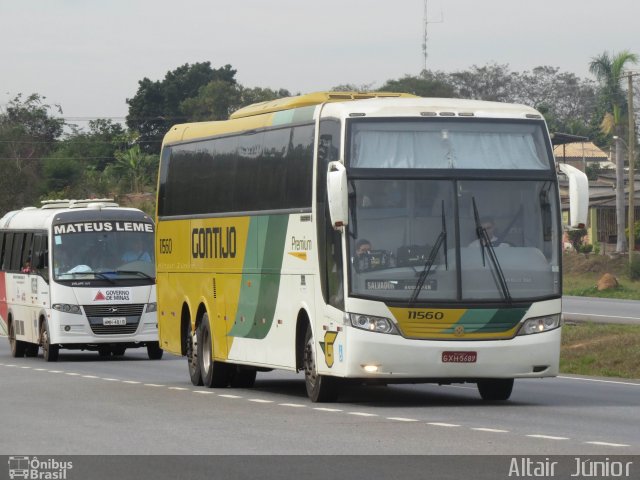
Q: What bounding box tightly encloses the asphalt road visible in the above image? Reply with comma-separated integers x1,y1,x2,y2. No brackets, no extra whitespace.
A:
0,339,639,457
563,295,640,324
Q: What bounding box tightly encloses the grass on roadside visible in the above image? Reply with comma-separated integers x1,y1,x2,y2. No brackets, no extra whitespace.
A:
561,322,640,379
562,253,640,300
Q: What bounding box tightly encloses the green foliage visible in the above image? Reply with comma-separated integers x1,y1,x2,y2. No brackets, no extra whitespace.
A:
108,145,158,194
378,72,455,97
0,93,65,211
578,243,593,254
567,228,588,252
126,62,238,154
629,254,640,281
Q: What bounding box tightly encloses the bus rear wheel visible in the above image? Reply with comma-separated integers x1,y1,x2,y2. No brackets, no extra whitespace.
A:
25,344,39,357
146,341,163,360
41,320,59,362
9,320,26,358
186,324,203,386
477,378,514,401
303,326,340,403
198,313,232,388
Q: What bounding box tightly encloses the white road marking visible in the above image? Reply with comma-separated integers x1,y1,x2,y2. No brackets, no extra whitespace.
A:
123,381,141,384
527,434,569,441
558,376,640,387
65,372,80,376
193,390,213,395
144,383,165,387
279,403,306,408
387,417,418,422
34,368,47,371
219,394,242,399
102,378,119,382
82,375,98,379
20,366,31,369
427,422,460,428
585,441,630,447
48,370,63,373
313,407,343,412
168,387,189,391
348,412,378,417
472,427,509,433
248,398,273,403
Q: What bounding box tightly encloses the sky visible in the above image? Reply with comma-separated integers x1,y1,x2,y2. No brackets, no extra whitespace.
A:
1,0,639,128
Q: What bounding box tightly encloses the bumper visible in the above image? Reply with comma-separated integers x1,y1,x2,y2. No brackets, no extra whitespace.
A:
49,310,159,345
326,326,561,380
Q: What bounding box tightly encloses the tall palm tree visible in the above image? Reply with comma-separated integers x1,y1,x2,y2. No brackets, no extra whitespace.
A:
589,50,638,135
589,50,638,252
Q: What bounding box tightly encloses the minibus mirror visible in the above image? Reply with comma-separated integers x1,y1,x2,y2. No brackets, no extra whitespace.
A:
327,161,349,229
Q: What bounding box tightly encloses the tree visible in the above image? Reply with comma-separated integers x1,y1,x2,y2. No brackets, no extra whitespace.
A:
378,72,455,98
109,145,157,194
589,50,639,253
126,62,238,154
447,63,517,102
0,94,65,211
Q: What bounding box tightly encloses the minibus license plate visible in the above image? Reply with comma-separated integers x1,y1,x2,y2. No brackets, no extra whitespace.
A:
103,317,127,326
442,351,477,363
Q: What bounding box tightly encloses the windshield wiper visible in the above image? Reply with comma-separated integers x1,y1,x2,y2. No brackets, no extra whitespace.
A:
60,270,116,284
410,201,448,304
472,198,512,303
115,270,154,280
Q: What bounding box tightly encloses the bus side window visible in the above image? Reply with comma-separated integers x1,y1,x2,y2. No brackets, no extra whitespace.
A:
10,232,25,272
2,233,14,271
0,232,5,270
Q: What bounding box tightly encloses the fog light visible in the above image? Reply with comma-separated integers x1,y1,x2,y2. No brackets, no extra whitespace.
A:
64,325,71,332
363,365,379,373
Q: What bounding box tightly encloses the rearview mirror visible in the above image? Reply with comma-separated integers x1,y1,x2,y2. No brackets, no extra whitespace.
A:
327,161,348,229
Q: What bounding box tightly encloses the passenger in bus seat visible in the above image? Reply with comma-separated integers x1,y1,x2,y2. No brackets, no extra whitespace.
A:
21,259,32,273
122,236,151,263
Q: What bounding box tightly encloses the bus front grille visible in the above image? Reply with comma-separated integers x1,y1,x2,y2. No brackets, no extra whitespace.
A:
83,304,145,317
89,323,140,335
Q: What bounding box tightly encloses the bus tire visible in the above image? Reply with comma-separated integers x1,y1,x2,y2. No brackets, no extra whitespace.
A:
41,320,59,362
303,326,340,403
198,313,232,388
146,342,163,360
230,366,257,388
186,323,203,386
112,345,127,357
25,343,39,357
477,378,514,401
8,320,26,358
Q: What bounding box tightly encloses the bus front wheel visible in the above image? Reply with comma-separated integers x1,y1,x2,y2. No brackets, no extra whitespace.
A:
41,320,59,362
146,342,163,360
198,313,232,388
8,320,26,358
477,378,514,401
303,326,340,403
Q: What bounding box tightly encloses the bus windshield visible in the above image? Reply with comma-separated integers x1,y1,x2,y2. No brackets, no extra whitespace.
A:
53,229,155,282
349,119,551,170
348,178,560,303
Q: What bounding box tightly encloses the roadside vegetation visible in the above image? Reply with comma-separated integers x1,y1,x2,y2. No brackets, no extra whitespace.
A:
563,252,640,300
561,322,640,379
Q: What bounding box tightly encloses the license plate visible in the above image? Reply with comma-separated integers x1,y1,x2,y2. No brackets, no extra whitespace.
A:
103,317,127,326
442,351,477,363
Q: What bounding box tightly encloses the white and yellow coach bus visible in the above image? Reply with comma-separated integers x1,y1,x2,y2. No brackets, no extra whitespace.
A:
156,92,587,402
0,199,162,361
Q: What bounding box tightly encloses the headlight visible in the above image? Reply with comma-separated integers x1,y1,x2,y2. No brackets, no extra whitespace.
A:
517,314,561,335
52,304,82,315
349,313,398,335
146,302,157,313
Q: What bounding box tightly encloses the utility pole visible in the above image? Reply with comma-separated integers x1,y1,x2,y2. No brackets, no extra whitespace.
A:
629,72,636,263
421,0,443,74
614,135,627,253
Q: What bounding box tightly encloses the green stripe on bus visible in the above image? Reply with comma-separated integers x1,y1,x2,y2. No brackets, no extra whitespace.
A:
230,215,290,340
445,308,526,334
